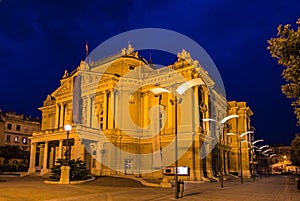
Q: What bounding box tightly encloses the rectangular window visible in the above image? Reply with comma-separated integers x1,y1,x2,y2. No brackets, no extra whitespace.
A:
7,123,12,130
100,116,103,130
6,135,11,142
159,112,163,129
14,136,19,142
16,125,21,131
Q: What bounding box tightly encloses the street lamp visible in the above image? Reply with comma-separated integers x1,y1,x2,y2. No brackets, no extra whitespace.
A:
257,145,269,150
242,138,263,181
150,78,205,199
262,150,274,177
203,114,239,188
64,124,72,162
227,131,254,184
252,139,264,145
255,144,269,179
262,149,272,155
269,154,277,175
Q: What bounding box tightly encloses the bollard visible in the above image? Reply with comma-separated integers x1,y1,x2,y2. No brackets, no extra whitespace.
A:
177,180,184,197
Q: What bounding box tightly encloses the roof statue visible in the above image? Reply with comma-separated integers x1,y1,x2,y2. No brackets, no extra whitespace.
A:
63,70,69,78
177,49,192,64
121,43,135,56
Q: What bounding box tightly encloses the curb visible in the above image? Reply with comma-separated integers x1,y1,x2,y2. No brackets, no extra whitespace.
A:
107,175,167,188
44,176,95,185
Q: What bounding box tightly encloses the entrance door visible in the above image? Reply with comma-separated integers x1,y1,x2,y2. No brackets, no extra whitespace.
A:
125,159,133,175
202,157,207,177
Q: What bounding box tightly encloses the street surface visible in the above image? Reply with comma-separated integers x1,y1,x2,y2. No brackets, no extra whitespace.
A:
0,175,299,201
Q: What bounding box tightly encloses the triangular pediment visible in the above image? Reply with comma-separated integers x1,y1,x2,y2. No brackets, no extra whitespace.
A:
51,76,74,100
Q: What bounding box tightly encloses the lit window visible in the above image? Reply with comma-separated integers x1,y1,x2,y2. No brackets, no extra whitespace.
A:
16,125,21,131
22,137,27,144
14,136,19,142
6,135,11,142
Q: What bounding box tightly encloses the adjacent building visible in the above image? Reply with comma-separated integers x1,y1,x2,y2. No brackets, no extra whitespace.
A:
28,45,255,181
269,145,297,174
0,111,40,151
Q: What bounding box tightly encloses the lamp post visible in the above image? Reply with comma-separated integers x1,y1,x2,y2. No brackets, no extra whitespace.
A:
227,131,254,184
262,149,272,177
255,144,269,179
243,139,263,181
251,139,264,181
151,78,205,199
269,154,277,175
64,124,72,162
203,114,239,188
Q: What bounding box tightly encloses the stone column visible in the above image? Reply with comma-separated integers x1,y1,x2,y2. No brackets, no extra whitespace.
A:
58,139,63,160
224,151,228,174
203,90,209,131
28,143,37,174
109,90,114,129
59,104,64,128
55,103,60,129
86,96,91,127
95,141,102,175
206,144,213,178
193,86,199,129
49,146,55,168
39,144,44,167
151,95,162,168
143,92,149,131
80,143,85,161
91,96,97,129
73,138,82,160
103,91,107,130
41,141,49,175
193,135,201,181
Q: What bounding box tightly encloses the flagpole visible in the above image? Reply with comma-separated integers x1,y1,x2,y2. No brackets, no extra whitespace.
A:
85,42,89,59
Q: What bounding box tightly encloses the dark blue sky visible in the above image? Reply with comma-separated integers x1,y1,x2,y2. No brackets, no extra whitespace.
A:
0,0,299,145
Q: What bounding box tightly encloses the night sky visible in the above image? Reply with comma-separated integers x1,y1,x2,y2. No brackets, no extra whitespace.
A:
0,0,299,145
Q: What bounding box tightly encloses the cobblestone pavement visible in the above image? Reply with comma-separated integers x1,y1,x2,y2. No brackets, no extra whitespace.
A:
0,175,299,201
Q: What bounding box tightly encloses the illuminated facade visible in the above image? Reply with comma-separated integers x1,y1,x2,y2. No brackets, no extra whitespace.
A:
227,101,254,178
0,111,40,151
28,45,255,181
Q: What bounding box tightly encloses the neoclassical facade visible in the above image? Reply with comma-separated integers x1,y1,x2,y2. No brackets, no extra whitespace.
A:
28,45,254,181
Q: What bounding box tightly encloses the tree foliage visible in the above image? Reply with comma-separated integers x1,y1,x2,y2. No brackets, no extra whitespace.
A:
49,158,89,181
267,18,300,125
0,146,29,164
290,134,300,166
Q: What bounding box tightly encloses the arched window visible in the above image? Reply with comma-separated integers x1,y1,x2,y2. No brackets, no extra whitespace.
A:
99,110,104,129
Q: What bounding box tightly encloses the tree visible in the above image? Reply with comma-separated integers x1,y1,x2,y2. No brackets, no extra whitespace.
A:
267,18,300,125
49,158,89,181
290,134,300,166
0,146,29,164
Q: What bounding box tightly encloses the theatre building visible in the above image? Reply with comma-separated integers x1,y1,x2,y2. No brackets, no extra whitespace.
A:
28,45,255,181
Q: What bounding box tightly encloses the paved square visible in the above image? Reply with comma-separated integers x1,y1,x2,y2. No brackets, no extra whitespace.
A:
0,175,299,201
